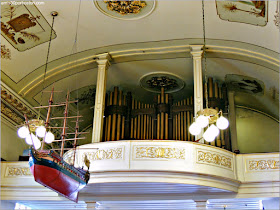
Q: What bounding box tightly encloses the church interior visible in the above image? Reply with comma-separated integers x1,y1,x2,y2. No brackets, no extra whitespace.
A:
1,0,279,209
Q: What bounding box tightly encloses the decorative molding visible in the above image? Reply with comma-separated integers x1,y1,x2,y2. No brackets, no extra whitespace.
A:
1,44,11,59
5,166,32,177
197,150,232,170
82,147,123,161
104,1,147,15
247,159,280,171
134,146,185,160
1,83,37,125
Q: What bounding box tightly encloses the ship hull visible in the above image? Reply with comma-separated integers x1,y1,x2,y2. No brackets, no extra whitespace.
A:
29,148,89,202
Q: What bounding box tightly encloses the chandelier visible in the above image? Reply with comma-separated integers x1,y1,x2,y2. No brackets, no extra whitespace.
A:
189,0,229,142
17,12,58,149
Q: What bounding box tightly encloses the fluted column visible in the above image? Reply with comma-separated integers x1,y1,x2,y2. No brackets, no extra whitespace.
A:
190,45,204,141
92,53,111,143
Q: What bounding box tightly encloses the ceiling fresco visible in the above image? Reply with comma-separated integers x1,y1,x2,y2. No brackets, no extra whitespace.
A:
216,0,268,26
0,1,56,51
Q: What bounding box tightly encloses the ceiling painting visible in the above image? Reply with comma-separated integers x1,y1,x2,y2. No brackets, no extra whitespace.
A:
94,0,156,20
216,1,268,26
225,74,264,95
1,1,56,51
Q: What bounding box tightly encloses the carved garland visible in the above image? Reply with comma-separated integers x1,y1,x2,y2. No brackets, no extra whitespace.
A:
82,148,123,162
248,159,280,171
197,150,232,169
6,166,32,177
104,0,147,15
135,146,185,159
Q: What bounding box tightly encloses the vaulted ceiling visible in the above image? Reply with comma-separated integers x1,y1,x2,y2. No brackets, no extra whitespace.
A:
1,0,279,132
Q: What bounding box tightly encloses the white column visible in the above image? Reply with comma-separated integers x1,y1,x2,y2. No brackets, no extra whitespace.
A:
195,200,207,210
190,45,204,141
92,53,111,143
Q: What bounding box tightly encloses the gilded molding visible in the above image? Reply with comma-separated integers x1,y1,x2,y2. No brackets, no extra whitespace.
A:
5,166,32,177
248,159,280,171
134,146,185,160
82,147,123,161
197,150,232,169
1,85,37,125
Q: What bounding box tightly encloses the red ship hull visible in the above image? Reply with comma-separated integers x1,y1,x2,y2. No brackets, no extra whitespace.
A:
29,148,89,202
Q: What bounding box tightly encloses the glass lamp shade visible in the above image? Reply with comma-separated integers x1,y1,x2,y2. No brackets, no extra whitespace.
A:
45,131,55,143
33,138,41,150
36,126,46,138
208,124,220,137
216,116,229,130
17,126,29,138
196,115,209,128
25,133,37,145
189,122,202,135
203,132,216,142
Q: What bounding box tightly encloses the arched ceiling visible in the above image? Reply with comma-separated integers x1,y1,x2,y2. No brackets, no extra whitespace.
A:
1,0,279,128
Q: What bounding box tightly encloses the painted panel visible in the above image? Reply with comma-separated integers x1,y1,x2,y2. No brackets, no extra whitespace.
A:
216,1,268,26
1,1,56,51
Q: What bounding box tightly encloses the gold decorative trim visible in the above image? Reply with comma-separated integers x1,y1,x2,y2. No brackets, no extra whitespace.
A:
1,84,37,125
5,166,32,177
134,146,185,160
247,159,280,171
82,147,123,162
104,1,147,15
197,150,232,170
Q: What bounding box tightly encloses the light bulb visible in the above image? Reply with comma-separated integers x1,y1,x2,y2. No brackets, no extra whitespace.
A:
208,124,220,137
33,138,41,150
189,122,202,135
196,115,209,128
25,133,36,145
216,116,229,130
45,131,55,143
36,126,46,138
203,131,216,142
17,126,29,138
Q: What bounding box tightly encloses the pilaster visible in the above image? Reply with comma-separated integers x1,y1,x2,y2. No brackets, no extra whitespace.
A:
92,53,111,143
190,45,204,141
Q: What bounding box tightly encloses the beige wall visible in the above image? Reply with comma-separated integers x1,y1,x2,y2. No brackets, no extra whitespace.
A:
236,107,279,153
1,119,28,161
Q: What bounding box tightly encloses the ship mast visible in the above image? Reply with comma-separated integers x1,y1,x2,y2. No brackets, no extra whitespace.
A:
60,91,70,156
72,113,80,165
42,86,55,150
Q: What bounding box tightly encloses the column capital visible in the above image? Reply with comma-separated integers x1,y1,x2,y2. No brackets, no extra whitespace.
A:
96,53,112,67
190,45,203,58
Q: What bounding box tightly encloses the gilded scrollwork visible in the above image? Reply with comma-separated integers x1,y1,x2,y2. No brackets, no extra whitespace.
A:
1,44,11,59
248,159,279,171
82,148,123,162
104,0,147,15
135,146,185,159
6,166,32,177
1,103,24,124
197,150,232,169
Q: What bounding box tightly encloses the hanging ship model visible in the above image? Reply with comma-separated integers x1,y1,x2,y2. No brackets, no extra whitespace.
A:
17,88,90,202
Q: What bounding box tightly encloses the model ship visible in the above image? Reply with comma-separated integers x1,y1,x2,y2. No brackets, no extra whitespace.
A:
17,88,90,202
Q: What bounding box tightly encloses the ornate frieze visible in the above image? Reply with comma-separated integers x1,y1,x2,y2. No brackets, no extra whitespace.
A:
134,146,185,160
1,85,37,125
5,166,32,177
197,150,232,169
82,147,123,162
248,159,280,171
104,1,147,15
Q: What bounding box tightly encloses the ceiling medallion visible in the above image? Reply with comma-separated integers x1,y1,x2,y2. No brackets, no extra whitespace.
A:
94,0,156,20
140,73,184,93
104,1,147,15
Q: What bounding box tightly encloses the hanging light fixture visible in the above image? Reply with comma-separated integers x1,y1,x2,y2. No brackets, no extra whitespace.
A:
189,0,229,142
17,12,58,148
